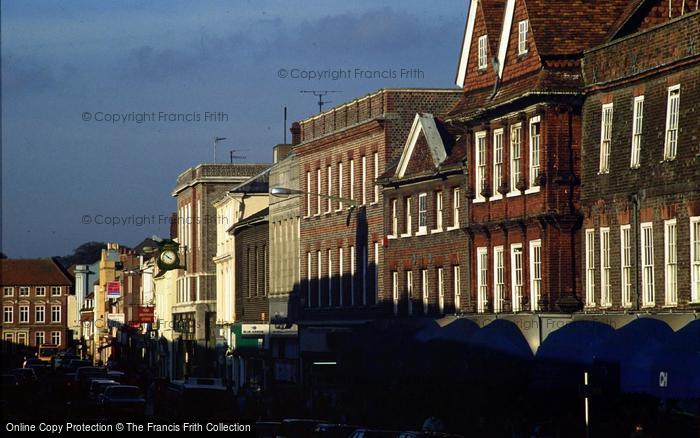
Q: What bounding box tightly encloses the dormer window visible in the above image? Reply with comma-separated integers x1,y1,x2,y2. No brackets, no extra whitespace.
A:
478,35,488,70
518,20,529,55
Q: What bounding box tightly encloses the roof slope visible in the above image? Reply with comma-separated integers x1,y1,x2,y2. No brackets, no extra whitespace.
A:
1,258,74,286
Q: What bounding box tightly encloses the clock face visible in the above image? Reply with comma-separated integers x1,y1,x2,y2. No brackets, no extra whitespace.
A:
160,250,177,265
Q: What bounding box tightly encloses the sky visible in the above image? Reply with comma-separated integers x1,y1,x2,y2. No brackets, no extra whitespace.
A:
2,0,467,258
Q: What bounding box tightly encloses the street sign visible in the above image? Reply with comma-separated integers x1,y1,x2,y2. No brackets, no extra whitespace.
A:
106,281,121,298
138,306,155,323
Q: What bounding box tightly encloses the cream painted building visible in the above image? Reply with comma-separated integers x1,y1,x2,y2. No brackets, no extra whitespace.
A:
213,170,270,357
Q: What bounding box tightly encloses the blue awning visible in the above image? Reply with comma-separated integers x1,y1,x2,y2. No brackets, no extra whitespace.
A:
537,320,615,365
649,319,700,399
467,319,533,360
595,318,674,395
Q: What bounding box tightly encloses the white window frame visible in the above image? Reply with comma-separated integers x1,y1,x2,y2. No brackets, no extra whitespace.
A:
374,242,379,304
350,245,356,306
51,305,61,323
664,85,680,160
453,265,461,312
51,286,61,296
477,35,488,70
526,116,541,193
518,20,529,55
3,306,12,323
620,225,633,307
361,155,367,205
494,246,505,313
338,247,344,307
477,247,488,313
305,171,311,217
36,287,46,297
3,287,13,297
641,222,655,307
417,193,428,235
600,228,611,307
326,165,332,214
35,331,45,347
327,249,333,307
392,271,399,315
390,199,398,238
599,103,613,174
508,124,522,197
689,216,700,303
664,219,678,306
349,159,355,202
407,270,414,316
373,152,379,204
692,217,700,303
432,191,443,232
421,269,429,314
316,168,322,215
19,305,29,323
511,244,523,311
491,128,504,200
630,96,644,168
51,331,61,346
474,131,487,203
306,252,312,307
402,197,413,237
317,250,322,307
35,305,45,324
529,240,542,311
19,287,29,297
437,267,445,313
585,229,596,307
337,162,344,211
449,188,460,229
4,333,14,343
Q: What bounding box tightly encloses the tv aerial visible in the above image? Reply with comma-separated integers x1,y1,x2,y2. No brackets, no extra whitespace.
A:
300,90,342,113
229,148,249,163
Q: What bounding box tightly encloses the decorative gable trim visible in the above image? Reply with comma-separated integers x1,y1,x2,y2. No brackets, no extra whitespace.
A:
497,0,516,78
455,0,480,87
396,113,447,178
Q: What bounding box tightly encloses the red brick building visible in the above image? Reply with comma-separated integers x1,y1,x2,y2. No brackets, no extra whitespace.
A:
580,4,700,311
379,114,468,316
1,258,74,349
446,0,631,313
294,89,462,320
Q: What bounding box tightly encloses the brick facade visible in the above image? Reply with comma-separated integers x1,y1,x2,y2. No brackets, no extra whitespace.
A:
295,89,462,322
1,258,73,349
580,11,700,311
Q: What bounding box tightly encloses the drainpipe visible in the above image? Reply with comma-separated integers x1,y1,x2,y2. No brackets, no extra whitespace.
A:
630,193,640,311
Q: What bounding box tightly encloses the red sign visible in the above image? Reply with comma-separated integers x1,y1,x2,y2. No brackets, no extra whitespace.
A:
106,281,121,298
138,306,155,323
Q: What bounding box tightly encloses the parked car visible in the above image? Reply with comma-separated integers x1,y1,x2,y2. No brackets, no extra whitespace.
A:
11,368,38,385
106,370,125,383
74,367,108,394
98,385,146,417
88,379,120,401
24,357,49,368
54,354,80,370
67,359,92,372
158,377,234,420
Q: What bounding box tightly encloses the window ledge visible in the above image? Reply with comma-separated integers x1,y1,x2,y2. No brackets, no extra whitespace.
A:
430,228,443,234
446,226,460,231
489,194,504,202
472,198,486,204
369,201,379,206
662,304,678,308
597,171,610,175
387,235,398,240
641,304,656,309
415,230,428,236
334,208,344,213
524,187,540,195
630,165,640,169
400,233,412,238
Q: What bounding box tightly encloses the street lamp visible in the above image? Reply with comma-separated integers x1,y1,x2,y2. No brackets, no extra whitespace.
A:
270,186,359,207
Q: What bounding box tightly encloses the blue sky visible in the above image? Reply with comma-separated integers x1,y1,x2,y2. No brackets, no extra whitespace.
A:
2,0,467,258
